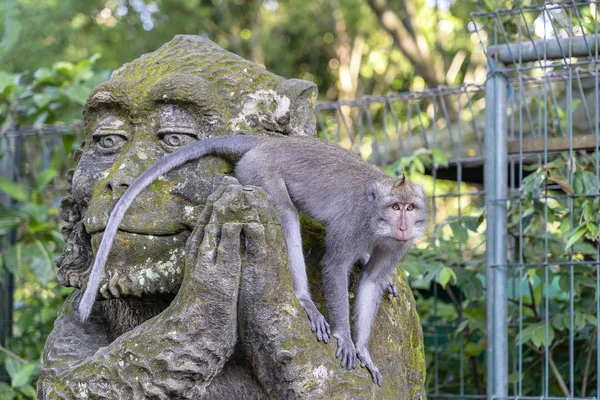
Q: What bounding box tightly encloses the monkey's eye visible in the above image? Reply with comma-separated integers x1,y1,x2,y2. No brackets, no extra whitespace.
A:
160,132,196,149
406,204,415,211
93,133,127,154
391,204,401,211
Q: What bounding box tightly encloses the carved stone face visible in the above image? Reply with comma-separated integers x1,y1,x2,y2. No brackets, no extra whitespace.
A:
61,35,317,299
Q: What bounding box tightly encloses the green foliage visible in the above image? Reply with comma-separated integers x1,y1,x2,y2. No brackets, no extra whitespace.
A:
508,151,599,396
399,145,600,396
0,58,98,398
0,55,108,127
0,0,481,100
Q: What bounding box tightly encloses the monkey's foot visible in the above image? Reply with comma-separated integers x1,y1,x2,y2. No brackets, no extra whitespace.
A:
333,333,357,370
357,348,383,386
385,279,399,298
303,304,331,343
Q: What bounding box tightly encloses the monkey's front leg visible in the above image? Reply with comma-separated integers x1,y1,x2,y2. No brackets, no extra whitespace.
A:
268,179,331,342
353,250,395,386
322,254,357,370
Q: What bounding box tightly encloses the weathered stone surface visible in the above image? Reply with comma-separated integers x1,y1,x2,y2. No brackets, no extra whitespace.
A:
38,35,426,399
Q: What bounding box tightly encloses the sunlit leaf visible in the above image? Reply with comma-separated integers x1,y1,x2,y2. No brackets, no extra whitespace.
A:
438,267,456,289
431,148,448,168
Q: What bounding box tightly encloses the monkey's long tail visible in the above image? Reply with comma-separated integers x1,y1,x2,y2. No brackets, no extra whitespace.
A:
78,134,267,321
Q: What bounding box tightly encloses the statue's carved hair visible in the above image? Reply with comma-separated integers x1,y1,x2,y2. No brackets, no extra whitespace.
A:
55,144,94,288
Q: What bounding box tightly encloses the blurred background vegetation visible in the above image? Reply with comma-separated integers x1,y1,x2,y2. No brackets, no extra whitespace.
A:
1,0,600,399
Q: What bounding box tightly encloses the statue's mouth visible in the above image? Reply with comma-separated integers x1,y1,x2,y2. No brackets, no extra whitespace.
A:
88,227,188,237
87,229,191,301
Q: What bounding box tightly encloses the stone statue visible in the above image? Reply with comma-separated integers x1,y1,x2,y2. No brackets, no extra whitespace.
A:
38,35,426,399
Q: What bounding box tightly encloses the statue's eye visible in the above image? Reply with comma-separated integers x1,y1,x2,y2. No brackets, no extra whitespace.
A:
406,204,415,211
391,204,401,211
93,133,127,153
160,132,196,149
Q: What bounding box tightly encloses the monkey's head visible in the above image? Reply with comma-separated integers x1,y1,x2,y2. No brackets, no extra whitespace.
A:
56,35,318,301
366,174,428,244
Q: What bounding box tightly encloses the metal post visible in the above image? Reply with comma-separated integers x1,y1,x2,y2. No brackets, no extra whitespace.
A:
484,60,509,399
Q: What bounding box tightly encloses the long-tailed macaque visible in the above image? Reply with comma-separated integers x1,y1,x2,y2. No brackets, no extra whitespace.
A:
79,134,428,386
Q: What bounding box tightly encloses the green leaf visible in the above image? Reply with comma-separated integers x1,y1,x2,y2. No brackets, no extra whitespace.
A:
552,316,565,331
584,313,598,326
462,216,480,232
0,71,18,93
24,239,54,284
8,362,36,388
449,221,469,243
573,171,584,194
32,93,53,109
438,267,456,288
17,384,37,397
21,203,51,223
0,381,16,399
455,319,469,335
64,84,91,105
582,171,598,193
534,325,554,348
412,157,426,174
508,371,520,384
33,67,55,84
0,178,29,202
4,243,22,276
53,61,75,78
0,206,23,235
586,222,599,238
431,148,448,168
464,342,483,357
35,168,57,189
566,224,587,250
559,218,571,234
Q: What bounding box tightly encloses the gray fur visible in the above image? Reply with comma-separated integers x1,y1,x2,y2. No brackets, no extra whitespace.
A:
79,134,428,385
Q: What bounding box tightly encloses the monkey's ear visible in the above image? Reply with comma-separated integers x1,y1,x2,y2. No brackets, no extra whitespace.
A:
366,181,387,202
393,173,406,190
277,78,318,137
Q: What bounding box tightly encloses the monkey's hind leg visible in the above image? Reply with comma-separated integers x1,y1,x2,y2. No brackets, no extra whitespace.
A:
268,179,331,343
353,249,393,386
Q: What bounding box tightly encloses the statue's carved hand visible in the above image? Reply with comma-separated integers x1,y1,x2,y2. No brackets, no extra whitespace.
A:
38,178,268,399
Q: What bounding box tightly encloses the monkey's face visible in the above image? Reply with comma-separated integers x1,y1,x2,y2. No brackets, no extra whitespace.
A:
368,178,428,244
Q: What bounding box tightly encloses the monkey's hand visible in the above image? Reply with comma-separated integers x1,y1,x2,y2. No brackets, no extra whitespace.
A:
301,301,331,343
385,278,399,298
333,332,357,370
357,347,384,386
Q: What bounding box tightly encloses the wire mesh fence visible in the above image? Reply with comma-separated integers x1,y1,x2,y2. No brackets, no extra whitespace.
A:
478,2,600,399
1,2,600,398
